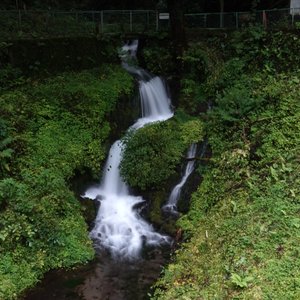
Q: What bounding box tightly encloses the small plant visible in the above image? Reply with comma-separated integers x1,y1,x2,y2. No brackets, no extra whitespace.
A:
0,65,24,91
0,120,13,178
231,273,253,289
0,137,13,175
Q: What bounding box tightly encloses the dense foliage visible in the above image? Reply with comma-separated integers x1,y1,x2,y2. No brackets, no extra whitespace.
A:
0,12,97,40
1,20,300,300
120,114,203,191
151,29,300,299
0,65,133,299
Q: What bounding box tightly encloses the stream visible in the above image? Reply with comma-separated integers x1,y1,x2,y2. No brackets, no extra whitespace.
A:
24,249,169,300
83,40,173,259
23,40,198,300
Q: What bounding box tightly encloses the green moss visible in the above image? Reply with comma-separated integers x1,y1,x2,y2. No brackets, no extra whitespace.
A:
149,191,167,226
152,32,300,300
0,65,133,299
148,190,177,235
120,116,204,191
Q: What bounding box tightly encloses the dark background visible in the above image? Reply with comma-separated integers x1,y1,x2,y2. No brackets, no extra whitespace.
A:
1,0,290,12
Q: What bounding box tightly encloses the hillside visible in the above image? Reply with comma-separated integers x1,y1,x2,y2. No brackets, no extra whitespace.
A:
151,28,300,299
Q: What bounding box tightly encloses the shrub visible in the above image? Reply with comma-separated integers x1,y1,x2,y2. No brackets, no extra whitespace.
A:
120,117,204,190
209,75,264,123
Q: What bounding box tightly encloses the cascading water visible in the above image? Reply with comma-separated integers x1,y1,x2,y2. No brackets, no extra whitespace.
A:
84,40,173,260
23,42,207,300
162,143,198,215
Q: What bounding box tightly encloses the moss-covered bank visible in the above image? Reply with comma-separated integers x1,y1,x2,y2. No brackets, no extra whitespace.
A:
0,65,133,299
151,28,300,299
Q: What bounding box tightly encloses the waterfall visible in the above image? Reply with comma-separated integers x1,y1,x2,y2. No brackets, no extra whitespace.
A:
162,144,198,215
83,40,173,260
163,140,208,215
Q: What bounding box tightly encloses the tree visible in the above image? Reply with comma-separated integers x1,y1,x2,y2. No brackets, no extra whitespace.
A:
167,0,186,69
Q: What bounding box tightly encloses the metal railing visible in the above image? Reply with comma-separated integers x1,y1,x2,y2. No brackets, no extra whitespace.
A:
185,8,300,29
0,8,299,40
0,10,160,39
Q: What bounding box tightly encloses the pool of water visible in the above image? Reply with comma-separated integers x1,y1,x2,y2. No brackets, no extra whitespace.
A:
24,248,169,300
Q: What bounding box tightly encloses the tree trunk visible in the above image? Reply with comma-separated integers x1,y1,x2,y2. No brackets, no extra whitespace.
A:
167,0,186,70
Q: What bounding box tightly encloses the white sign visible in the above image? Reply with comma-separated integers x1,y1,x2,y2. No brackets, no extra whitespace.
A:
159,13,170,20
290,0,300,14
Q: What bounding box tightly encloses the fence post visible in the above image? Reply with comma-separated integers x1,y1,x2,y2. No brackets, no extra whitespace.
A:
130,10,133,31
292,8,295,26
100,10,104,33
220,13,224,28
147,11,150,28
262,10,267,28
235,12,239,28
156,11,159,31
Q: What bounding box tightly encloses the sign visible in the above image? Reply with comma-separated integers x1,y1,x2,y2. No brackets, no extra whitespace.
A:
159,13,169,20
290,0,300,14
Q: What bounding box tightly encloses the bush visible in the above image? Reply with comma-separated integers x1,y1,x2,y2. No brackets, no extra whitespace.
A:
210,76,264,123
120,117,204,190
0,119,14,179
142,46,174,76
0,65,24,92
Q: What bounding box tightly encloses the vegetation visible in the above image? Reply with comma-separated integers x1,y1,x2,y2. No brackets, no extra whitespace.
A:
0,11,99,40
142,45,174,78
151,28,300,299
120,113,203,191
1,12,300,300
0,65,133,299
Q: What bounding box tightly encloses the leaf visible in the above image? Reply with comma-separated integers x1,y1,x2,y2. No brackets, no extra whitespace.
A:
291,218,300,229
231,201,237,213
231,273,253,288
290,189,296,197
270,166,278,181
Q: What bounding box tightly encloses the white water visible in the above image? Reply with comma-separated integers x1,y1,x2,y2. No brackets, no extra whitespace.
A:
84,40,173,259
162,143,198,214
120,40,152,81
